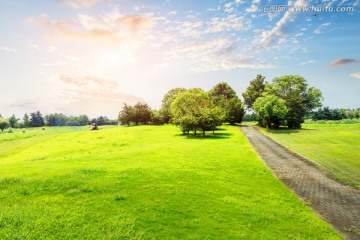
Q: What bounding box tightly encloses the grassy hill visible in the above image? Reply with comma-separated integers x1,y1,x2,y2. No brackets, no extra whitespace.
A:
0,125,341,239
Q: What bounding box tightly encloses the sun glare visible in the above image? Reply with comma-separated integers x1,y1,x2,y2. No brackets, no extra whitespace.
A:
100,50,135,66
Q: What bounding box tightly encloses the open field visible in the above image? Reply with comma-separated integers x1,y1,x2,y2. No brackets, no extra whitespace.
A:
0,125,341,239
261,123,360,189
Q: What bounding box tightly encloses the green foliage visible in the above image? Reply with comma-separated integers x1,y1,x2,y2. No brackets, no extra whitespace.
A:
0,117,10,132
8,114,19,128
118,102,152,125
150,109,163,125
266,75,323,128
311,107,345,120
29,111,45,127
262,123,360,189
254,95,288,128
209,82,244,124
171,89,224,136
23,113,30,128
242,74,266,110
160,88,187,123
225,98,245,125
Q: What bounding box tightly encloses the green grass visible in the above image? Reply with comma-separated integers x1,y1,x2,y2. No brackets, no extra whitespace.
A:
261,123,360,189
0,125,341,239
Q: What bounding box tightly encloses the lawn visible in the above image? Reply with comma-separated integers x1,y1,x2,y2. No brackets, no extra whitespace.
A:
261,123,360,189
0,125,341,239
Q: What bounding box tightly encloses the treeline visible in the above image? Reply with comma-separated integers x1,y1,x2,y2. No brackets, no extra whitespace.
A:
0,112,117,132
118,82,245,136
309,107,360,120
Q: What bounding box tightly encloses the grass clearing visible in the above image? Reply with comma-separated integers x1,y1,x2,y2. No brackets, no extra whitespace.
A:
0,125,341,239
261,123,360,189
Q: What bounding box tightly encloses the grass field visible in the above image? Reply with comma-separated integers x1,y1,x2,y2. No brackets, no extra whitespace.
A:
0,125,341,239
261,123,360,189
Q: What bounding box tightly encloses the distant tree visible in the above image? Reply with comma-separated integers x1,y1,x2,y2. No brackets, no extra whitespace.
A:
242,74,266,110
118,103,135,126
150,109,164,125
45,113,67,126
266,75,323,128
225,98,245,125
160,88,187,123
29,111,45,127
209,82,244,124
243,113,257,122
23,113,30,128
0,117,10,132
78,115,90,126
8,114,19,128
253,95,288,129
171,89,224,137
133,103,152,125
345,110,355,119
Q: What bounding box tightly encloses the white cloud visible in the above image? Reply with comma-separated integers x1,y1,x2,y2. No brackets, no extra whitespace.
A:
58,0,100,8
350,72,360,79
314,22,331,34
0,47,17,53
255,0,308,49
30,44,42,51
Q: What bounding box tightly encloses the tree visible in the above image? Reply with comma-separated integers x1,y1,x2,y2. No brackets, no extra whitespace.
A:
8,114,19,128
23,113,30,128
118,103,134,126
150,110,164,125
171,89,224,136
253,95,288,128
160,88,187,123
209,82,244,124
266,75,323,128
133,102,152,125
225,98,245,125
345,110,355,119
242,74,266,110
78,115,90,126
29,111,45,127
0,117,10,132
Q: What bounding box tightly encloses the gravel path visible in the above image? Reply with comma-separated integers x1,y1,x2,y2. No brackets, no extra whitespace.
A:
241,125,360,240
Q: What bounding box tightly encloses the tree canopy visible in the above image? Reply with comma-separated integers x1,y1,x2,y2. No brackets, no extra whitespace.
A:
253,95,288,128
160,88,186,123
242,74,266,110
266,75,323,128
0,117,9,132
171,89,224,137
209,82,244,125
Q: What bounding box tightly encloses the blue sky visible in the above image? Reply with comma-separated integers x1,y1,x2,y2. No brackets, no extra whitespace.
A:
0,0,359,118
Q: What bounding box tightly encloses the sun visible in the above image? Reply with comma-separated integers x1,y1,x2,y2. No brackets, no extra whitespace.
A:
100,50,135,66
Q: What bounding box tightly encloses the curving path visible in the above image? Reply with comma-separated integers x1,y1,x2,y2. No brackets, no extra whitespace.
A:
241,125,360,240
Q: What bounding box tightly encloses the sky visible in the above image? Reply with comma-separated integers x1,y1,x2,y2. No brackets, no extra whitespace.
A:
0,0,359,119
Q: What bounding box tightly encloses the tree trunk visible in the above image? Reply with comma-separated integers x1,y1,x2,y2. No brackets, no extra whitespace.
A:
202,131,205,137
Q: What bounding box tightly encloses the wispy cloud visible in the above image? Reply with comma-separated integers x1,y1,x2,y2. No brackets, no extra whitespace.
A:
0,47,17,53
314,22,331,34
27,11,155,43
350,72,360,79
255,0,308,50
329,58,357,67
58,0,101,8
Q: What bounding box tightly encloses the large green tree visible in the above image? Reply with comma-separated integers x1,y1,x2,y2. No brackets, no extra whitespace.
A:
242,74,266,110
253,95,288,128
160,88,187,123
209,82,244,124
0,117,9,132
266,75,323,128
171,89,224,137
118,103,134,126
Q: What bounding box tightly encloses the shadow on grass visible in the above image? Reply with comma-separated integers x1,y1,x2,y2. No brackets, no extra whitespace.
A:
174,132,233,140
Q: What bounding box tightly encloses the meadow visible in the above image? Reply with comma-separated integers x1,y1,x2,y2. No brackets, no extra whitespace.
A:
262,123,360,189
0,125,341,239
